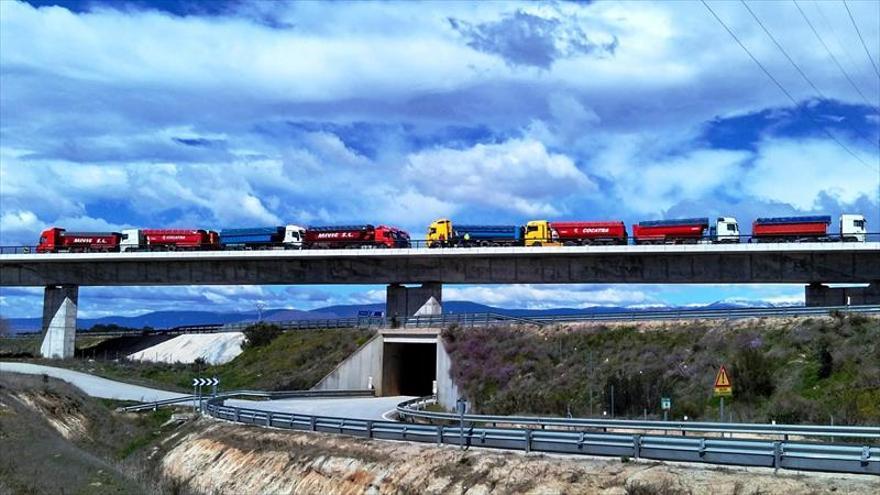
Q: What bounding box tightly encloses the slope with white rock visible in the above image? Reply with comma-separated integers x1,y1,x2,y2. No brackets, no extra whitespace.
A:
127,332,245,365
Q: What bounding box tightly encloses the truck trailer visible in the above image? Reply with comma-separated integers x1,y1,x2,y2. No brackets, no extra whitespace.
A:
633,218,710,244
119,229,219,251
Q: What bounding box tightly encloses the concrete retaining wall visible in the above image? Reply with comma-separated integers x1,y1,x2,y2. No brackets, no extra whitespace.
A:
313,335,383,393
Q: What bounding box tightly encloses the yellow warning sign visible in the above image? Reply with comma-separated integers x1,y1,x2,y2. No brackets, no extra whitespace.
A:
714,365,733,397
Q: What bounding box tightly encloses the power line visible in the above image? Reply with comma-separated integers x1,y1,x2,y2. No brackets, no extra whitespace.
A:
792,0,874,108
813,0,876,93
700,0,876,171
740,0,877,148
842,0,880,79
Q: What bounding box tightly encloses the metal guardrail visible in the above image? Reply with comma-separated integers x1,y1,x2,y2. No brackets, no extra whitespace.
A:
200,394,879,475
396,397,880,440
116,388,375,412
4,232,880,254
5,304,876,339
401,305,880,328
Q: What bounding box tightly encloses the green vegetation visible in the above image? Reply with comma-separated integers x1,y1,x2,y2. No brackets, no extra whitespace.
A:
42,327,374,392
443,313,880,424
87,323,155,333
242,322,284,349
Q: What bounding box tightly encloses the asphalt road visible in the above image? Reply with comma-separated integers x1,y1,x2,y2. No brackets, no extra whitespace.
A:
224,396,415,421
1,362,411,420
0,362,187,402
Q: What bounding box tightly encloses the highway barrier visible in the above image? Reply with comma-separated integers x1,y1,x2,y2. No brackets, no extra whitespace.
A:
116,388,375,412
396,397,880,440
200,393,879,476
8,304,878,339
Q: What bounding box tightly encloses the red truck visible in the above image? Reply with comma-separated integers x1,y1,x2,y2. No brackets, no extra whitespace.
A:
139,229,220,250
633,218,709,244
304,225,411,249
751,216,831,242
37,227,121,253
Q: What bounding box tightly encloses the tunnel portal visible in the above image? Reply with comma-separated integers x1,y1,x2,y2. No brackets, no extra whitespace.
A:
382,341,437,397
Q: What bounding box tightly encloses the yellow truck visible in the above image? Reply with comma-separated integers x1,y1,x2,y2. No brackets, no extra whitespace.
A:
426,218,561,247
523,220,562,247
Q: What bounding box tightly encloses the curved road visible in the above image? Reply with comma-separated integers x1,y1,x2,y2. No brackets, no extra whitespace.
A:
225,396,413,420
0,362,407,420
0,362,187,402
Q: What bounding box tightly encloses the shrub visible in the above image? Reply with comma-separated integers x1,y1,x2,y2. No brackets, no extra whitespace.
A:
815,341,833,380
731,346,775,402
242,322,283,349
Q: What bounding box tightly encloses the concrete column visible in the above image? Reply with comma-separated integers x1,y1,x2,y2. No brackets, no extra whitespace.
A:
805,282,880,307
386,282,442,319
40,285,78,359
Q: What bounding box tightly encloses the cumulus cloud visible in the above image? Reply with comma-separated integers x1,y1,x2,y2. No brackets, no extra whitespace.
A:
405,138,594,217
449,9,617,69
744,138,879,210
0,0,878,315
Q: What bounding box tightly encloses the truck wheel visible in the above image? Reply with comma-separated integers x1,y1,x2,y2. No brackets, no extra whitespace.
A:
532,242,542,247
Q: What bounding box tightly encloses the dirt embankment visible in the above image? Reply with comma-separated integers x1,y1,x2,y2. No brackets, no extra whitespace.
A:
162,421,879,495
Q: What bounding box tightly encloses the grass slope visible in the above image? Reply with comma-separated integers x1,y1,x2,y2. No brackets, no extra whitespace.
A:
35,328,375,393
443,313,880,424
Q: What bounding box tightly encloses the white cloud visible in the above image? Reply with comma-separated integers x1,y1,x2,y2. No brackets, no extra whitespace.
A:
444,284,652,309
745,138,879,210
405,138,594,216
0,210,40,233
588,136,751,215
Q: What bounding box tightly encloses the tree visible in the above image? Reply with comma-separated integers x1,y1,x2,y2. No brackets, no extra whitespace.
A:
242,322,283,349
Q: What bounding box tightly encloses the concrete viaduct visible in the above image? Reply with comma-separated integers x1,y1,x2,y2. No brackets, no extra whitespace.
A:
1,242,878,358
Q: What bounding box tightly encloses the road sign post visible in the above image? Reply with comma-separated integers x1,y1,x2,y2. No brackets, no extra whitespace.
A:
193,377,220,413
661,397,671,422
713,365,733,422
456,398,468,451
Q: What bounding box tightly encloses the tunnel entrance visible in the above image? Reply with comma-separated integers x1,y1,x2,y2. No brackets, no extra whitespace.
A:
382,341,436,396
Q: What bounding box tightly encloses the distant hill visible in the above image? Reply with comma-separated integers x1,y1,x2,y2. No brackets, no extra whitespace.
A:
4,298,798,334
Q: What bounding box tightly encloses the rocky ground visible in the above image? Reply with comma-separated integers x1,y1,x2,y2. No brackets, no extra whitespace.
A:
1,370,877,494
163,420,879,495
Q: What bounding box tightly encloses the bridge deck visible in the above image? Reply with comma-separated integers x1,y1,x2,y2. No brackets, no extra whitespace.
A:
1,241,878,263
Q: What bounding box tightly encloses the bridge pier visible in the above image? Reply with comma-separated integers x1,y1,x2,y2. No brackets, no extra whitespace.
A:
40,285,78,358
805,281,880,307
386,282,442,319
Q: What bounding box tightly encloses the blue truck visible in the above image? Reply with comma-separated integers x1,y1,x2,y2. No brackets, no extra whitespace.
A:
219,225,306,249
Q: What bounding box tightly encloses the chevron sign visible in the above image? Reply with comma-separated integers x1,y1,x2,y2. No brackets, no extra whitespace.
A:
192,377,219,387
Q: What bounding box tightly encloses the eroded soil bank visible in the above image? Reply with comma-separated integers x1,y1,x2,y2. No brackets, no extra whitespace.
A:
162,420,879,495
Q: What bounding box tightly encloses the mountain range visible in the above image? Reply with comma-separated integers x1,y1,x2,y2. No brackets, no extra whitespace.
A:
4,298,798,333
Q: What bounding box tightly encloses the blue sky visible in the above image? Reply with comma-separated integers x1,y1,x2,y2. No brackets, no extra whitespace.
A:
1,0,878,318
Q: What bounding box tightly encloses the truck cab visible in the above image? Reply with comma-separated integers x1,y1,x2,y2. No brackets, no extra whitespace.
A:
37,227,64,253
840,214,866,242
713,217,740,243
120,229,144,252
282,224,306,249
427,219,454,247
524,220,560,247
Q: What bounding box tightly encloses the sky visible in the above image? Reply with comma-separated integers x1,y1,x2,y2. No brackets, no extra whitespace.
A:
0,0,878,318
